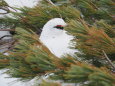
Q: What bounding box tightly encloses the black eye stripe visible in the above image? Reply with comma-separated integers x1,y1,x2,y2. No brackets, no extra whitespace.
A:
59,27,64,29
54,26,63,28
56,26,63,28
54,26,64,30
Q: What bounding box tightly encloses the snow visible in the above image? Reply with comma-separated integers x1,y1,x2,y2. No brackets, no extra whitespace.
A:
0,69,29,86
4,0,39,7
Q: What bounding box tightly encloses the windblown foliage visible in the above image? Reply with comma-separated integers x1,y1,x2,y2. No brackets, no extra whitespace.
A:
0,0,115,86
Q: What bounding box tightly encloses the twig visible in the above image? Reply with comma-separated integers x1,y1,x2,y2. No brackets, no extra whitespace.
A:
0,35,12,40
102,50,115,69
45,0,62,18
8,6,17,12
0,39,16,53
0,7,10,14
0,0,17,14
3,40,16,53
46,0,56,6
0,29,15,31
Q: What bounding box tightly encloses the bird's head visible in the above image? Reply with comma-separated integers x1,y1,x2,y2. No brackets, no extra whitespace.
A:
51,18,67,30
42,18,67,35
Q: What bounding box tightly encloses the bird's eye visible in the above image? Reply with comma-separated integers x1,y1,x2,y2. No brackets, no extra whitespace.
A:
54,25,64,30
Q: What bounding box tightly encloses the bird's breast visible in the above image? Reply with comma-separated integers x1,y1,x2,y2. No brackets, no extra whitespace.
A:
40,33,75,57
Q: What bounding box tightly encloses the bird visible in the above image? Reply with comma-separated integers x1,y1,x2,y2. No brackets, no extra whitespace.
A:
39,18,78,86
40,18,77,57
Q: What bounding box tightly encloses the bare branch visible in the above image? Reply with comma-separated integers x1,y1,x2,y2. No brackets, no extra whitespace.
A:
0,0,17,14
0,29,15,31
46,0,56,6
0,6,10,14
102,50,115,69
2,40,16,53
0,35,12,40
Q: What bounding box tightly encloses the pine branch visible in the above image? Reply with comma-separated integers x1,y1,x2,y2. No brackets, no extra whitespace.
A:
45,0,62,18
0,0,115,85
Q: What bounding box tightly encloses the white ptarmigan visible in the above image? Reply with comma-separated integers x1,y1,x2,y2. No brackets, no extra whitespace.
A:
39,18,78,86
40,18,77,57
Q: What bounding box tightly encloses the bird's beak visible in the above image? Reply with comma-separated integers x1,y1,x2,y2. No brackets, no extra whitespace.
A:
64,24,68,27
